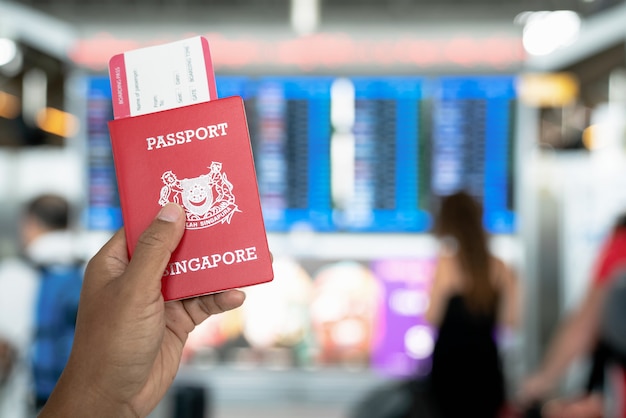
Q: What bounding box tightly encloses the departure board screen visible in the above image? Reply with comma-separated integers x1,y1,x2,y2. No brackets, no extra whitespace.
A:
85,75,517,234
338,77,431,232
86,76,122,230
251,77,335,232
430,76,516,233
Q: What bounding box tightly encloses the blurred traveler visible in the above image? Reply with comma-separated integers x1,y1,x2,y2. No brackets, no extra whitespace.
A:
420,191,520,418
38,203,246,418
19,194,84,412
0,252,37,418
0,198,50,417
518,213,626,415
0,258,37,418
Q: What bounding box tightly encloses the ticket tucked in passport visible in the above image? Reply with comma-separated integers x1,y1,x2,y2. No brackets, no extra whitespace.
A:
108,36,218,119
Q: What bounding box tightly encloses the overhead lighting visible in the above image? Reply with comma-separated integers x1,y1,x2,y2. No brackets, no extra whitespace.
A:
36,107,80,138
582,124,600,150
518,10,581,56
0,90,20,119
517,72,579,107
22,69,47,127
0,38,22,76
0,38,17,67
290,0,320,36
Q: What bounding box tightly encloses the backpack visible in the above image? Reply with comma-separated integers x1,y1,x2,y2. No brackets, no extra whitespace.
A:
31,263,83,404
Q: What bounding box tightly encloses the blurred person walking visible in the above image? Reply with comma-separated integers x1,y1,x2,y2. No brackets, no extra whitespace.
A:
518,212,626,417
24,194,84,412
0,194,84,414
419,190,520,418
0,243,39,418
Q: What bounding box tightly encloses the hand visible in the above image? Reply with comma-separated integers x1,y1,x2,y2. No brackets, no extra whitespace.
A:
40,203,246,418
542,393,604,418
517,372,554,409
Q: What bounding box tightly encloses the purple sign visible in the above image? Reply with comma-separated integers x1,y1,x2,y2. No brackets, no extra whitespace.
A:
370,258,436,377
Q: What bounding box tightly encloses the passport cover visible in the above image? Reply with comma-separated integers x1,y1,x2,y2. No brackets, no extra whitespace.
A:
108,96,274,301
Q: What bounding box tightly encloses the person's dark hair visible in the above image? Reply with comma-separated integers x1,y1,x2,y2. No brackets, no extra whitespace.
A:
25,194,70,231
434,191,497,314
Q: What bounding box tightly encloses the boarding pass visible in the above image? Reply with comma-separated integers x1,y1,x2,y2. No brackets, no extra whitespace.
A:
108,36,218,119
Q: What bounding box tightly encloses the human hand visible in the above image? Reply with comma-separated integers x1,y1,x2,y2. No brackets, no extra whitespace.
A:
517,372,555,409
40,203,246,418
542,393,604,418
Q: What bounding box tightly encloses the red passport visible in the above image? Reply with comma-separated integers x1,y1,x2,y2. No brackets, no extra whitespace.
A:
108,97,274,301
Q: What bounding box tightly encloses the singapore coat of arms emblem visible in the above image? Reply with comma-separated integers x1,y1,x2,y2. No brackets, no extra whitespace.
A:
158,161,241,230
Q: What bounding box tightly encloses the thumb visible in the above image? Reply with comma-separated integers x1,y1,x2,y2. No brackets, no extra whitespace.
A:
124,203,186,291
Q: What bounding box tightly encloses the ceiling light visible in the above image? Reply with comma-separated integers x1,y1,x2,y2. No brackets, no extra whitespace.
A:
0,38,17,67
0,38,23,76
291,0,320,36
522,10,581,56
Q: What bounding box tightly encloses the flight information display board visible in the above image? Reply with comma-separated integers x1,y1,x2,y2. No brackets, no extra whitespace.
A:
250,77,335,232
430,76,516,233
84,75,517,234
339,77,431,232
85,76,122,230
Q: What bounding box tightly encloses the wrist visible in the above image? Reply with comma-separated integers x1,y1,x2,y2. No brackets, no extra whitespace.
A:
39,362,138,418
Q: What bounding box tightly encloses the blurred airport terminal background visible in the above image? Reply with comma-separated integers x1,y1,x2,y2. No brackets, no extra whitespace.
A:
2,0,626,417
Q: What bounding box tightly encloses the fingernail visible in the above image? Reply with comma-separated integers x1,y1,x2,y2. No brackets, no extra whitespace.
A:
157,203,183,222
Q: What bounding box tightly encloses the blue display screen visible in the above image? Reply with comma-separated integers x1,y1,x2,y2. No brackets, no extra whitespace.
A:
85,75,517,234
249,76,335,232
430,76,516,233
85,77,122,231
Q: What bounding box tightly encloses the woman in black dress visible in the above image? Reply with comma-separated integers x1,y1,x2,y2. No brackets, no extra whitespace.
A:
424,191,520,418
